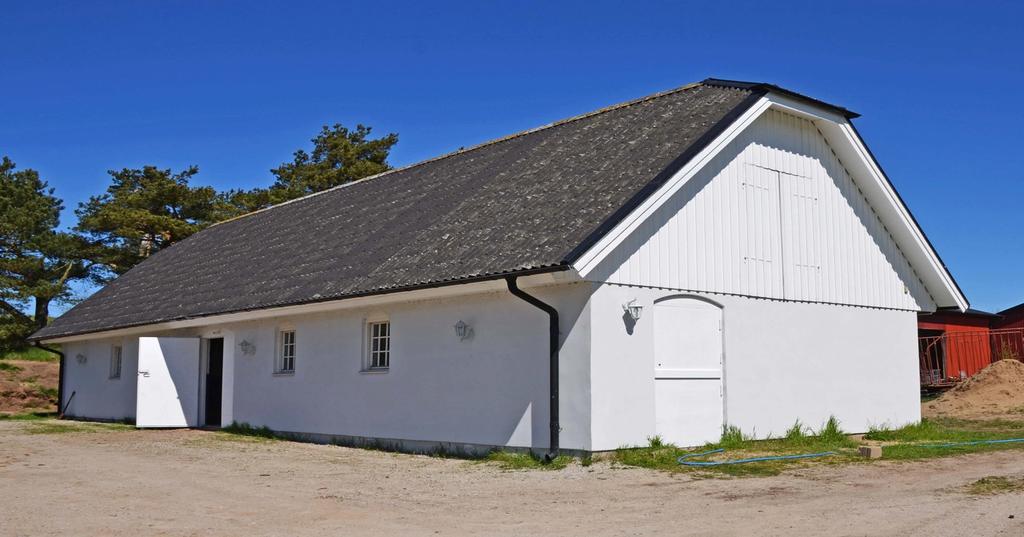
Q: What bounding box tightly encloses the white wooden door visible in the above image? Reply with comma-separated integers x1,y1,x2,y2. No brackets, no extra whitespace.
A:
136,337,201,428
654,298,724,447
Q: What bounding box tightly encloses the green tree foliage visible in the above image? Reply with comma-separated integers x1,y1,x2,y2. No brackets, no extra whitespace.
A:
0,157,93,350
228,123,398,211
75,165,234,276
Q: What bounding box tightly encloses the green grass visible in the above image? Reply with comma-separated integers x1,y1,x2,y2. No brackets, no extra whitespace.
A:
0,346,61,362
613,416,1024,477
0,362,22,372
0,411,57,421
483,450,572,470
220,421,279,441
965,476,1024,495
864,418,1024,460
615,417,860,477
23,419,133,434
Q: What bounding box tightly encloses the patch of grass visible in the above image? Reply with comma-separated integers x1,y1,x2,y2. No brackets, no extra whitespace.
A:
717,425,753,449
221,421,279,441
0,411,57,421
965,476,1024,495
35,386,58,399
863,418,1024,460
817,416,847,444
0,362,22,373
784,420,807,441
24,419,133,434
0,346,61,362
484,450,572,471
615,416,862,477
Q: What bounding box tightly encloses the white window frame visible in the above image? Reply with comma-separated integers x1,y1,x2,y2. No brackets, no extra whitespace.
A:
276,328,296,374
109,345,122,379
364,318,391,371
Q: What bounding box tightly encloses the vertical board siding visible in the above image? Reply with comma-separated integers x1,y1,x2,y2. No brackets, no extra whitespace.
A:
600,109,933,311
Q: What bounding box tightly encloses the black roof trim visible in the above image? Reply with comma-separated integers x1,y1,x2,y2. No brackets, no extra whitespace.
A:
702,78,861,119
998,302,1024,317
933,306,999,318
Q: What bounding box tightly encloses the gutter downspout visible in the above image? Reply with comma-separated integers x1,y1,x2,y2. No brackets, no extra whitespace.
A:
33,342,66,417
505,275,560,461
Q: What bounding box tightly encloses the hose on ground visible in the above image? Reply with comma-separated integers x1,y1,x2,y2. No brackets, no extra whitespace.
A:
677,448,835,466
921,438,1024,448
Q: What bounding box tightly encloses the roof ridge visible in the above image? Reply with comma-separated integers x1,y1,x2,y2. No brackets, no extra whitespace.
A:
211,81,713,228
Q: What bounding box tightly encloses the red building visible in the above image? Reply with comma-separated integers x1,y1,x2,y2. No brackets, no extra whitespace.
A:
992,303,1024,361
918,304,1024,388
918,308,999,385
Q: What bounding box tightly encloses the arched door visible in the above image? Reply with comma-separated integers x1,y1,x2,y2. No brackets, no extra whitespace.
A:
653,297,724,446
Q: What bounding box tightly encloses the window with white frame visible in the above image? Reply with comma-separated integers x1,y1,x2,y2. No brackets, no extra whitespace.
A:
276,329,296,373
366,320,390,370
109,345,122,379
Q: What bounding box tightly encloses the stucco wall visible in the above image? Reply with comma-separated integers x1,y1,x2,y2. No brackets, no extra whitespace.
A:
60,282,593,451
224,282,592,450
60,337,138,421
589,283,920,451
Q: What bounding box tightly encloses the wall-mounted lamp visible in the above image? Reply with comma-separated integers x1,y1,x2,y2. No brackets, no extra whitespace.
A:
75,353,88,364
623,299,643,322
454,320,473,341
239,339,257,356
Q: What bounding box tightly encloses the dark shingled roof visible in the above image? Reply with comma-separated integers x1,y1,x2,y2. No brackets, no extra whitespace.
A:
33,79,828,340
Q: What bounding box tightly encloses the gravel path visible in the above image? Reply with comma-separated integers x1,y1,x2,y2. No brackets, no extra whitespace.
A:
1,420,1022,536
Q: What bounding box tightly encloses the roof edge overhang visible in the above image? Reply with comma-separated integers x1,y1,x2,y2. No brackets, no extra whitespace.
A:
31,266,576,343
570,90,969,312
701,78,861,119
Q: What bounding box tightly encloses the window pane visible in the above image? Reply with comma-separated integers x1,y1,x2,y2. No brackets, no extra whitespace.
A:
279,330,295,371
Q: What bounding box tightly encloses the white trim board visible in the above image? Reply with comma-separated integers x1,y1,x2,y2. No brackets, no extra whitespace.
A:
572,93,968,312
40,271,579,344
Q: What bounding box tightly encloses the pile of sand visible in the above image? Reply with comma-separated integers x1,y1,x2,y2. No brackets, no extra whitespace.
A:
924,359,1024,419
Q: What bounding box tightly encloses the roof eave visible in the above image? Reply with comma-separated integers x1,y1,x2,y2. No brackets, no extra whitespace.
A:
29,265,575,342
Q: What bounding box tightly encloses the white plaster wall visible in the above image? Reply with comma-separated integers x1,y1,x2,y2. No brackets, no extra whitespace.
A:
589,283,920,450
216,282,593,450
60,337,138,421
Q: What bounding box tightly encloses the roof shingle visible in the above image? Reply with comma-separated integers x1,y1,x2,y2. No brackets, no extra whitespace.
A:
35,81,762,339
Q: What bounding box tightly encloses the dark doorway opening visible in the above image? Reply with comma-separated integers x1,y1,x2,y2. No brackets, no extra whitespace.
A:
205,338,224,427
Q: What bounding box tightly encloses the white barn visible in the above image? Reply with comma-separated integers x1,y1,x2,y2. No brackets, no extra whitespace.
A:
32,79,967,456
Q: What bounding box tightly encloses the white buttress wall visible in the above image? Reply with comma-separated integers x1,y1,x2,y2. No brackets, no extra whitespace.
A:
60,337,138,421
589,284,920,451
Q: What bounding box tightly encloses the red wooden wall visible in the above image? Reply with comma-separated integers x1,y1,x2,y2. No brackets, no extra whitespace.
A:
919,310,995,379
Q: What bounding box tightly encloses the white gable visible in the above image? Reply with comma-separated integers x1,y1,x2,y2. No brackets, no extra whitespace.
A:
584,106,938,311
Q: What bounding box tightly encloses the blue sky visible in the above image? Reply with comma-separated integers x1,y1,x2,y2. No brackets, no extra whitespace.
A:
2,1,1022,313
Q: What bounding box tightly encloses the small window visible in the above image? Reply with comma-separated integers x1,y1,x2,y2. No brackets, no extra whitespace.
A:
367,321,390,370
277,330,296,373
109,345,122,379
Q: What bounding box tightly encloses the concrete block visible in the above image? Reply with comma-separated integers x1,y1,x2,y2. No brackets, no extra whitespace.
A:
858,445,882,459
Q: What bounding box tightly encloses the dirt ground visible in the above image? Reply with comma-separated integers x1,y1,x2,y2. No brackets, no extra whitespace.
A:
0,360,58,413
1,421,1023,537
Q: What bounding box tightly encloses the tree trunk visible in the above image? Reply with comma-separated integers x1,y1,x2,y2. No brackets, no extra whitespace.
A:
33,297,50,330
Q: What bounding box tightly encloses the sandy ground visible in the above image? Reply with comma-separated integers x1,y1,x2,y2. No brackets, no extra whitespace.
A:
2,422,1023,536
925,359,1024,420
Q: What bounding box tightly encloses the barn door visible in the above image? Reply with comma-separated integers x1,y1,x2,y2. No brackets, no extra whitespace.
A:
653,298,724,447
136,337,201,428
